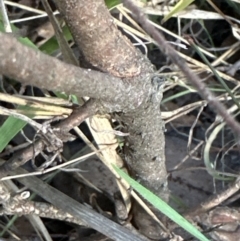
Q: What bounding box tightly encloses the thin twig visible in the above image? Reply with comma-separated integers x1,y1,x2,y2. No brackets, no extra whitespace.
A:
0,183,86,226
185,177,240,218
122,0,240,137
0,100,98,177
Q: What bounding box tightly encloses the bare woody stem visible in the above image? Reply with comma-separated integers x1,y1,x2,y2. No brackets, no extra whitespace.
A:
0,33,127,103
53,0,147,77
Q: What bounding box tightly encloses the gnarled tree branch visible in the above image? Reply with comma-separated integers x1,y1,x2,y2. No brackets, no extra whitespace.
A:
0,0,169,197
53,0,146,78
0,33,127,104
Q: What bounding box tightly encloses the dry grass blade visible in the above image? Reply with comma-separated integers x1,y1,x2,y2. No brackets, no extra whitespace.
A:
0,92,72,116
86,116,131,213
4,0,46,15
81,117,166,231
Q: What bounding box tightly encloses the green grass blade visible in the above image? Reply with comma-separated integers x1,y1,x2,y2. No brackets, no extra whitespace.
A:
204,122,234,180
0,116,27,152
113,165,210,241
162,0,195,23
39,25,73,54
0,21,72,152
105,0,121,9
0,19,37,152
0,13,35,49
0,0,119,152
190,41,240,111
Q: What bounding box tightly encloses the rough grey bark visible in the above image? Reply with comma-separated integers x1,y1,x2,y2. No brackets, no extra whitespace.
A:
0,36,127,104
122,76,167,197
0,31,168,199
52,0,168,199
0,0,168,198
53,0,144,78
0,0,168,238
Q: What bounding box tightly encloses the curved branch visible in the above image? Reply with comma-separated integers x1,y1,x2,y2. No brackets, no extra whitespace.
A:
54,0,147,77
0,33,128,103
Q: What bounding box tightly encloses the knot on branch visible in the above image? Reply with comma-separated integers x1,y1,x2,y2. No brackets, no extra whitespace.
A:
150,75,166,104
